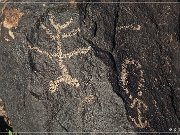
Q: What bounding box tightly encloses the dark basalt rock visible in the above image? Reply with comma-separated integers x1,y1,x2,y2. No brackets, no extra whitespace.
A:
0,0,179,134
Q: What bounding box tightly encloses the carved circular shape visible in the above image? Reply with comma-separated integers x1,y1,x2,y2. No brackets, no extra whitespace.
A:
120,58,145,97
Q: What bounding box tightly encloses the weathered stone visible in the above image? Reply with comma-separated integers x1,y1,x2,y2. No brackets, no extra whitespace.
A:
0,0,179,134
0,1,134,134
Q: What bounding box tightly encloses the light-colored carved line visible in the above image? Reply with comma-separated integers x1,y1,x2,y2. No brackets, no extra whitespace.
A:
62,28,80,38
49,15,60,30
49,75,79,93
129,115,148,128
60,17,73,29
41,24,56,40
120,58,145,96
130,98,148,110
129,98,148,128
63,46,91,59
28,45,53,60
117,24,141,31
121,62,129,94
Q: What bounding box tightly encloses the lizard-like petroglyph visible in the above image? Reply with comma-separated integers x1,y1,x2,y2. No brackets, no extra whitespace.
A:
28,14,91,93
120,58,148,128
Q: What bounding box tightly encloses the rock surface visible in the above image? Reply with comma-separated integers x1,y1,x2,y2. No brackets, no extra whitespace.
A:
0,0,179,134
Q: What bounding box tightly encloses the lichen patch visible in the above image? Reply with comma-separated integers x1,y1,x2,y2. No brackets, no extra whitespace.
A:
3,8,23,29
2,7,23,39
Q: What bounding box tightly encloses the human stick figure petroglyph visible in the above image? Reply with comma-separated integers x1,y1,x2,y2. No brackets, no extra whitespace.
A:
28,14,91,93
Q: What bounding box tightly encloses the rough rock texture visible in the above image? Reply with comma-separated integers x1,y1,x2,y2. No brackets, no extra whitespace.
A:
0,0,179,134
